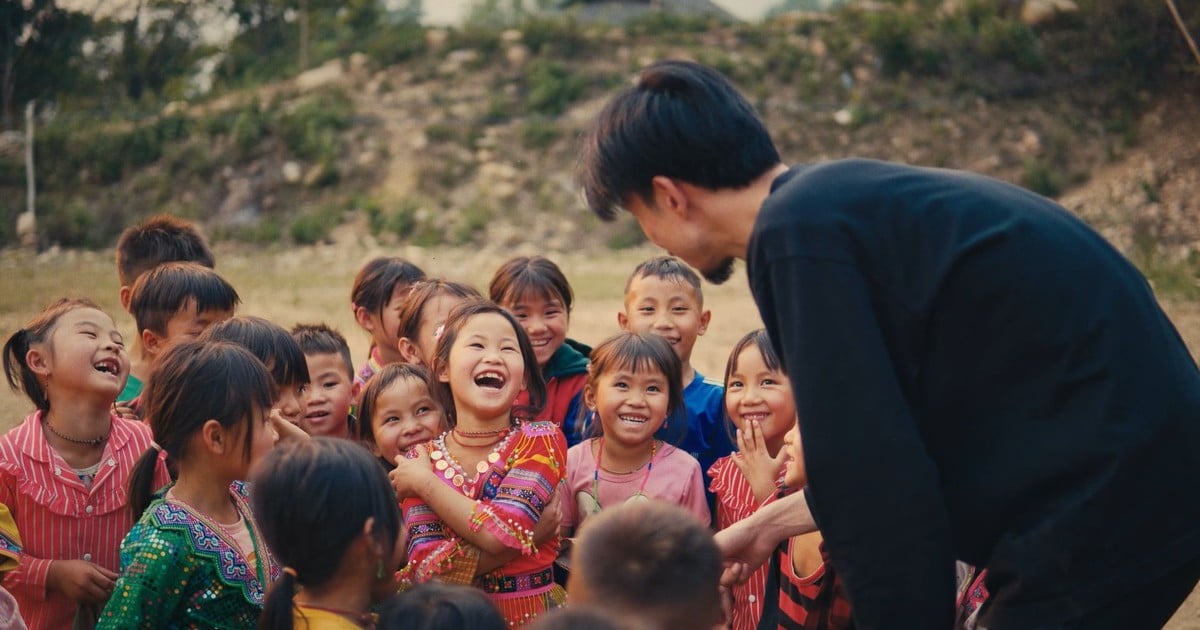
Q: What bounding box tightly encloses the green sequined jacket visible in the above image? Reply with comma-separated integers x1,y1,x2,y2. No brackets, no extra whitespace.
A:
97,482,278,629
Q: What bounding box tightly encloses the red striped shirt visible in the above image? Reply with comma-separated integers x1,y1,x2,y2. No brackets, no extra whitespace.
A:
710,455,785,630
0,411,168,630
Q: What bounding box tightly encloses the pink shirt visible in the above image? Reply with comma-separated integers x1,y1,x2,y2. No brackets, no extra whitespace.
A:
0,411,168,630
562,439,710,531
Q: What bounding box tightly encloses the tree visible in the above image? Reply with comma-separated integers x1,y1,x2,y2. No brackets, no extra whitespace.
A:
0,1,92,127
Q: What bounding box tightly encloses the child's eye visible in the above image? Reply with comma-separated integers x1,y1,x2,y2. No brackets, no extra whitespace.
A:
545,308,562,317
513,312,527,320
672,306,689,314
646,385,662,393
502,345,518,353
638,307,654,314
82,330,97,338
468,342,485,349
383,415,400,424
728,380,744,389
762,378,778,386
613,381,629,389
415,406,431,415
323,381,339,389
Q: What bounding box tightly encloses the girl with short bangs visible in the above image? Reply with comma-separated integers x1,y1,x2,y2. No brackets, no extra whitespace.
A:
559,333,709,540
389,300,566,627
395,280,482,371
350,257,426,398
489,256,591,447
201,316,311,428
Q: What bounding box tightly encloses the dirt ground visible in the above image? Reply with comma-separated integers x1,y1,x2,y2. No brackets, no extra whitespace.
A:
1,241,1199,626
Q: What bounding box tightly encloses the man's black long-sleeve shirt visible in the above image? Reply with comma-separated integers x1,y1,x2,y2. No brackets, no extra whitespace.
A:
747,159,1200,628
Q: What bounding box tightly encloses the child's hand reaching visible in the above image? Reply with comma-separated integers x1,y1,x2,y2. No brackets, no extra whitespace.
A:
47,559,118,604
734,419,787,504
390,445,433,499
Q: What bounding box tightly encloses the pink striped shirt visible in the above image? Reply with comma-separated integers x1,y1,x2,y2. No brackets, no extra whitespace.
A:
0,411,167,630
709,455,785,630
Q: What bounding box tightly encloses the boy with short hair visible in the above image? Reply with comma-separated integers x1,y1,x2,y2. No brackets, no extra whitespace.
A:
619,256,734,497
291,323,356,439
125,262,239,417
115,214,216,403
567,500,724,629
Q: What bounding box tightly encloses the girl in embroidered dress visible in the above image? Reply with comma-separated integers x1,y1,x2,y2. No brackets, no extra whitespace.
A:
349,257,426,401
389,300,566,627
559,332,710,543
488,257,591,446
99,341,284,628
1,298,169,630
709,329,798,630
255,438,402,630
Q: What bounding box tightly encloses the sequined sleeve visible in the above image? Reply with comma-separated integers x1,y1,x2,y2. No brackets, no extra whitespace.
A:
468,423,566,554
98,520,195,628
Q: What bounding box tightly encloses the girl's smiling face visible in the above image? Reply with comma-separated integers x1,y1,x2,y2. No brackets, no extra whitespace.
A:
36,307,129,402
505,290,568,368
586,364,670,450
724,344,795,454
370,377,445,464
440,312,527,424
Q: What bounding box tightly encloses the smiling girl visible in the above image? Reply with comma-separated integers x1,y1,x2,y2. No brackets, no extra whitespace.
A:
389,300,565,627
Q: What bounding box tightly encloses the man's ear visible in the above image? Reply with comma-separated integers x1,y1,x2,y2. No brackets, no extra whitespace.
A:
119,286,133,313
616,311,630,331
650,175,689,220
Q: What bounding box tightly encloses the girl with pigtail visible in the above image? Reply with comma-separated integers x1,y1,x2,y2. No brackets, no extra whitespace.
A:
99,341,283,628
0,298,169,630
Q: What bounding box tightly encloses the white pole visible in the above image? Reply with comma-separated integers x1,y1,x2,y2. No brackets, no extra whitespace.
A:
18,101,36,248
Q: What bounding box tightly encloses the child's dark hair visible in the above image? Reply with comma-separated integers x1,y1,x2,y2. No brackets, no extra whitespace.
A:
625,255,704,306
722,329,784,443
129,341,275,518
528,606,647,630
291,323,354,378
572,500,723,628
377,582,506,630
431,300,546,425
579,59,780,221
397,279,482,347
129,262,240,336
351,256,426,325
583,332,683,438
3,298,103,412
356,363,442,452
116,214,215,287
488,256,574,313
201,317,310,387
254,438,401,630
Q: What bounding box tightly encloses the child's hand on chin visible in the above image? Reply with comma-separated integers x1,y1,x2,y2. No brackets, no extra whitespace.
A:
390,445,432,499
269,408,310,444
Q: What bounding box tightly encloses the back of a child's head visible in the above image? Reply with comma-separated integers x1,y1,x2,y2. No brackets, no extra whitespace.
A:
430,299,545,424
529,606,652,630
397,279,483,343
3,297,103,412
570,500,723,628
586,332,684,425
488,256,574,312
116,214,215,288
201,316,310,387
356,362,441,447
377,582,506,630
291,323,353,376
253,438,401,630
129,340,275,518
625,255,704,306
350,256,426,316
129,262,239,336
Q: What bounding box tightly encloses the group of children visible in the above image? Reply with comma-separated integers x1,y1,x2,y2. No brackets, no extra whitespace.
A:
0,214,861,629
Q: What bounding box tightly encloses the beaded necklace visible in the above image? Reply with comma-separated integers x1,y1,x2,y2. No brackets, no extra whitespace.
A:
590,437,658,513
